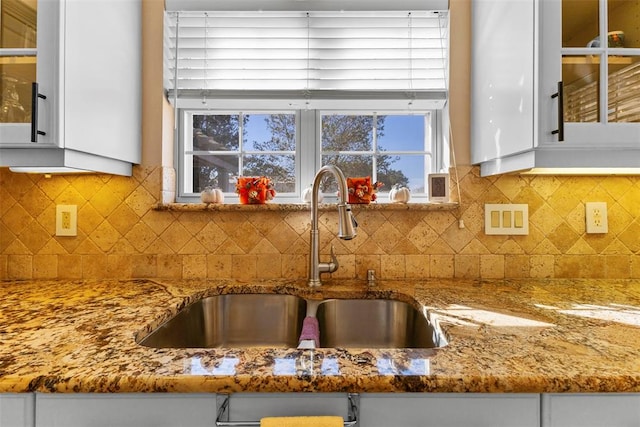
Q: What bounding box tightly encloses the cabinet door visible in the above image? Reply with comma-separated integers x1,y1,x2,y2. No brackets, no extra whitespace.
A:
470,0,535,164
539,0,640,147
360,393,540,427
219,393,349,422
35,394,216,427
0,0,55,146
61,0,141,163
0,393,35,427
542,393,640,427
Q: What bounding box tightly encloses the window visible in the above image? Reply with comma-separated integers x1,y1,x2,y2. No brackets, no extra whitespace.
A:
320,113,437,194
183,111,298,195
167,7,449,203
178,109,441,202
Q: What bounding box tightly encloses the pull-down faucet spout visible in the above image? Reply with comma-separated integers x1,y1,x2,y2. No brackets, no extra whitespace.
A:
308,165,357,287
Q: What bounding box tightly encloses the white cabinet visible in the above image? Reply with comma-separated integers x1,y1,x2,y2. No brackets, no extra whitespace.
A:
217,393,540,427
542,394,640,427
0,0,141,176
35,394,216,427
0,393,34,427
471,0,640,176
360,394,540,427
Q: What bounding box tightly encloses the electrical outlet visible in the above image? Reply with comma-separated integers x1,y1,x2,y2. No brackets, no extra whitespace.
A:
56,205,77,236
585,202,608,234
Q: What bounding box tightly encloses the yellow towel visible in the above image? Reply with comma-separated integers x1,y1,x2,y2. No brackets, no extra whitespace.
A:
260,415,343,427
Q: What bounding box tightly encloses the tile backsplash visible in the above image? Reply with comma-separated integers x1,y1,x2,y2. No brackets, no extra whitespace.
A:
1,165,639,280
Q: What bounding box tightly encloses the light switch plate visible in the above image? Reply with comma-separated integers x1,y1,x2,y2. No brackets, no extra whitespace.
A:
485,204,529,235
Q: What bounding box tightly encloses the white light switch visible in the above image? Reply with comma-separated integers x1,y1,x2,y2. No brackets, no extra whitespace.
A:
485,204,529,235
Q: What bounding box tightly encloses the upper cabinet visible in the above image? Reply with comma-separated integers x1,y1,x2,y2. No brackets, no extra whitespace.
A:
0,0,141,176
471,0,640,176
0,0,39,144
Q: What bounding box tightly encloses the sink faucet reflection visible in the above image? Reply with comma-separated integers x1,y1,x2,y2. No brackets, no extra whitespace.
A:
308,165,357,287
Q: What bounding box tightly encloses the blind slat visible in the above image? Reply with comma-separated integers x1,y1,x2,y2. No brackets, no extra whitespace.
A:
165,10,449,97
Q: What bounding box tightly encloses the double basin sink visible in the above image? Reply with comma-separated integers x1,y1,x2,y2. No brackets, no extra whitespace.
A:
138,294,447,349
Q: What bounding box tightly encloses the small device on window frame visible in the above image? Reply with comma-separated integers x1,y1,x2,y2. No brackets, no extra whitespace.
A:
428,173,450,203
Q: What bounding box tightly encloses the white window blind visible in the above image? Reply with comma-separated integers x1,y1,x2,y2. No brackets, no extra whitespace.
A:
164,10,449,108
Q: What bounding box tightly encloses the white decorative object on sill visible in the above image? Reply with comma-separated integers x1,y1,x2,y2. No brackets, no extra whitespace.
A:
388,184,411,204
201,187,224,204
302,185,323,204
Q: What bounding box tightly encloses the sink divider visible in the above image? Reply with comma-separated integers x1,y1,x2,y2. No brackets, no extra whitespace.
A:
215,393,360,427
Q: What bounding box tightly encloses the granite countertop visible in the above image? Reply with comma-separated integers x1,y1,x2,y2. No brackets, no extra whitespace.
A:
0,278,639,394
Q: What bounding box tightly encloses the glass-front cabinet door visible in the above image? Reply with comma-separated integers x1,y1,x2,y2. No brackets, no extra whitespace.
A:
0,0,36,143
541,0,640,146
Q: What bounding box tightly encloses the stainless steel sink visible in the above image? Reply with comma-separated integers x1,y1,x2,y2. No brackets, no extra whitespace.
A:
316,299,446,349
138,294,306,348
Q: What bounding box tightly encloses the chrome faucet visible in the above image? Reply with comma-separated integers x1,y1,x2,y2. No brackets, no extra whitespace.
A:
308,165,357,287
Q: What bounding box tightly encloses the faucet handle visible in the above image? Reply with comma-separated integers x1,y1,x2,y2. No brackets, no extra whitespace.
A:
329,245,339,270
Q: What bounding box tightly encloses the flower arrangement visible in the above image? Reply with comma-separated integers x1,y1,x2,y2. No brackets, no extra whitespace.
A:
236,176,276,204
346,176,384,204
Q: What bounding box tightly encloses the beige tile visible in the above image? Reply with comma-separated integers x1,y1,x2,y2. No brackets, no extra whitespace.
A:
256,254,282,279
183,255,207,279
107,255,133,278
159,221,192,252
89,221,121,253
480,254,504,279
605,255,631,279
505,254,530,278
381,254,405,278
0,255,7,279
58,255,82,279
18,220,50,254
355,255,380,280
370,224,405,254
125,222,157,252
157,254,183,279
529,255,554,278
430,255,454,278
82,255,108,279
454,254,479,279
331,254,355,279
281,254,307,279
131,255,157,278
178,238,208,255
8,254,32,279
631,255,640,279
618,221,640,253
206,254,232,279
405,254,429,279
231,255,257,280
108,203,140,236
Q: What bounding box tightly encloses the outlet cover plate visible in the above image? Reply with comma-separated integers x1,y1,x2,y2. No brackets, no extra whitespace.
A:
56,205,77,236
585,202,608,234
485,204,529,235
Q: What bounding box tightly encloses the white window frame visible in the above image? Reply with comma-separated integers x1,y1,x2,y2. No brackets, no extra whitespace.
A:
176,106,444,203
178,109,301,202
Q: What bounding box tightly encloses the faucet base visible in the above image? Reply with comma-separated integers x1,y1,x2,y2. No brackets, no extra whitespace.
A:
307,279,322,287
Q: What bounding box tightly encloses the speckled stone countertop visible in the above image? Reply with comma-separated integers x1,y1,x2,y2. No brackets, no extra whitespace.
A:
0,278,639,394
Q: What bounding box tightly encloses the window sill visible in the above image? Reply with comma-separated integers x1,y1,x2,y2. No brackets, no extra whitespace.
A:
153,202,459,212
